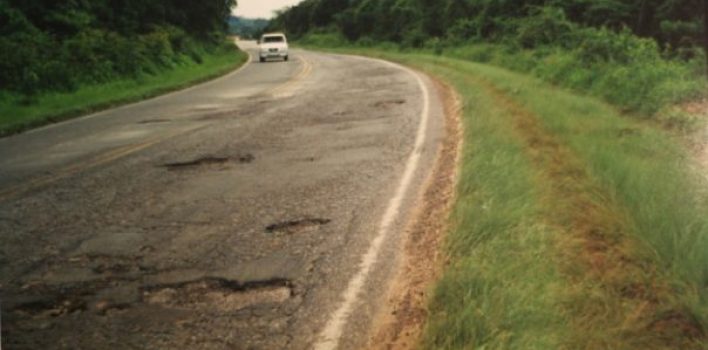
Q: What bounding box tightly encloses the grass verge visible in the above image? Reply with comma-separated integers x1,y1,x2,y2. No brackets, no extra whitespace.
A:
308,46,708,349
0,42,248,136
298,32,706,131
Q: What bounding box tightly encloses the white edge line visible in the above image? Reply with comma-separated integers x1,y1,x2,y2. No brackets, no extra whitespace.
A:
24,41,254,135
313,55,431,350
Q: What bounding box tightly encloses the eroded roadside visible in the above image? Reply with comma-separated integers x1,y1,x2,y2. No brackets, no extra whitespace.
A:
367,78,463,349
352,51,708,350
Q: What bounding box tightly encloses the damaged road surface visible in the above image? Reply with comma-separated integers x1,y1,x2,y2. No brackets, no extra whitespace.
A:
0,42,444,349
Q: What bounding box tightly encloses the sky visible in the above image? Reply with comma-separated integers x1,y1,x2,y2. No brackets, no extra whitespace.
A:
232,0,303,19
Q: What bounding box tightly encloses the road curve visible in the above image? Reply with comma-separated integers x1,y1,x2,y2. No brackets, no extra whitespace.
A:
0,41,445,349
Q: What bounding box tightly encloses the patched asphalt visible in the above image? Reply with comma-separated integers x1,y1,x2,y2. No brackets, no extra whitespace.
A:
0,42,444,349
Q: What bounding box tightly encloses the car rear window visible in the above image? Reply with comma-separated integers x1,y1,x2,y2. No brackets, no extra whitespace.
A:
263,36,285,43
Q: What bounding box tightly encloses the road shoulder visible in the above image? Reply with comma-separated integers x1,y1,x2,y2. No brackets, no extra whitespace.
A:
367,76,463,349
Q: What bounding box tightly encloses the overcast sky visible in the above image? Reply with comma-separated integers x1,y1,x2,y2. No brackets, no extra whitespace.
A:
232,0,303,19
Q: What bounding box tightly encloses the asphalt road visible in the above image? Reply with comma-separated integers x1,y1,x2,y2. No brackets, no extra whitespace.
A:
0,41,444,349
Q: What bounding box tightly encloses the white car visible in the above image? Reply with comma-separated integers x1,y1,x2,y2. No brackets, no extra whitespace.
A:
258,33,289,62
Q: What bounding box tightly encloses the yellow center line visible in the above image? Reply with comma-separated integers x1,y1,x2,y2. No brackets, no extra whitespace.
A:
0,125,205,202
268,54,313,97
0,53,314,203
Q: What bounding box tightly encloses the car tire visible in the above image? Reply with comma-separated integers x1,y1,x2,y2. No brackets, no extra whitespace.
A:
284,55,289,62
260,57,265,63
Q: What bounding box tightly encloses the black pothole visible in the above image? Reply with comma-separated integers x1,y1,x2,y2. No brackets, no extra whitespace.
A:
13,297,87,317
373,99,406,108
266,218,331,234
143,277,291,292
13,299,58,314
92,263,133,274
138,119,171,124
164,156,229,169
162,154,254,170
236,154,256,163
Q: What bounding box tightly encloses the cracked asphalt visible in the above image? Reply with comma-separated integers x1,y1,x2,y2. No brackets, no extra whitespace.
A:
0,41,444,349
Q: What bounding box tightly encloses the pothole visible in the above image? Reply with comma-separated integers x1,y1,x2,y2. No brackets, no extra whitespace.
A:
373,99,406,108
12,295,87,319
67,254,150,276
11,278,142,319
138,119,171,124
162,154,254,170
142,278,292,312
266,218,331,234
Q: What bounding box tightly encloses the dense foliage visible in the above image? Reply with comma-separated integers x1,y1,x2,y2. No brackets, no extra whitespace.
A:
0,0,236,95
270,0,706,51
272,0,707,115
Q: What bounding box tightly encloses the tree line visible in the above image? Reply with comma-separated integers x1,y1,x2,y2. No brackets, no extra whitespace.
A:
268,0,706,55
0,0,236,95
228,16,269,39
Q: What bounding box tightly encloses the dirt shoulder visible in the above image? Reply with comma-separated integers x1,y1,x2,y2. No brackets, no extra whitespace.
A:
367,77,463,349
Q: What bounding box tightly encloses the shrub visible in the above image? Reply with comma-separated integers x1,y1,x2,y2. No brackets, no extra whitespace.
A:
356,36,375,47
443,13,704,116
0,4,228,96
402,27,427,48
514,6,574,49
446,19,478,43
299,32,348,47
140,29,176,67
424,37,445,55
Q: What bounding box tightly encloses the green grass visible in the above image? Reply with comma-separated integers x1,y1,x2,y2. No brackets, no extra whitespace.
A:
297,32,706,130
0,43,248,136
419,67,570,349
443,44,705,117
307,46,708,348
465,59,708,288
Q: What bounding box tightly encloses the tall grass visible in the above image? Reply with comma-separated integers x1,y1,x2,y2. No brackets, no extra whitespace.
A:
468,60,708,289
428,55,708,348
418,69,571,348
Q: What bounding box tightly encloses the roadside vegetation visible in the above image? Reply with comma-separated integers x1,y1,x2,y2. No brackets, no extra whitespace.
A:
320,47,708,350
270,0,708,348
270,0,707,125
0,0,244,135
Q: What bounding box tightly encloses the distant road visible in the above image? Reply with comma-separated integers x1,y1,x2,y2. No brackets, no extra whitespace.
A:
0,41,444,349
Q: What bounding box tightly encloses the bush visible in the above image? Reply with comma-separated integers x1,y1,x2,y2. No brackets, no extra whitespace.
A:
0,4,228,96
140,29,176,67
514,6,574,49
299,32,348,47
424,37,445,55
402,27,427,48
448,19,478,41
0,4,57,94
443,11,705,116
356,36,375,47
